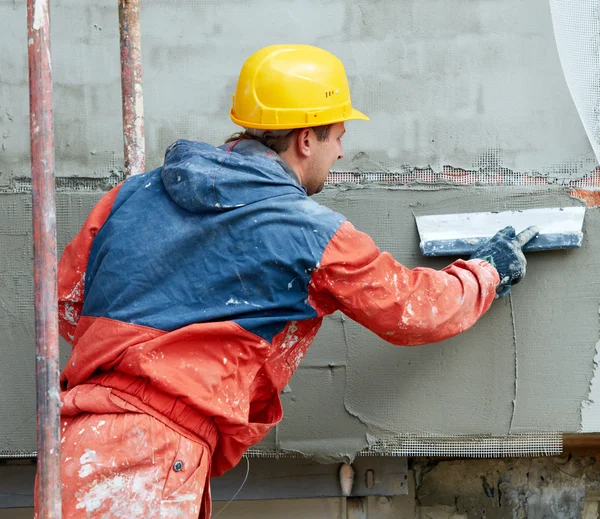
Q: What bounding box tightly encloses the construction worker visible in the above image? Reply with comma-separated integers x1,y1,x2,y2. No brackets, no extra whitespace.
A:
49,44,535,518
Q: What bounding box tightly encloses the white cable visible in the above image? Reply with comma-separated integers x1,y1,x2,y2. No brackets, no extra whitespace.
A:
212,455,250,518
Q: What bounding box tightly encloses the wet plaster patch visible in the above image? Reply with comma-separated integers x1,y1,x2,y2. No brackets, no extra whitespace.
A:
2,185,600,460
0,192,102,455
314,185,600,442
278,363,369,463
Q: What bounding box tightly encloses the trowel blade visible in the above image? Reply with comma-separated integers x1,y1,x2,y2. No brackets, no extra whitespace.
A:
415,207,586,257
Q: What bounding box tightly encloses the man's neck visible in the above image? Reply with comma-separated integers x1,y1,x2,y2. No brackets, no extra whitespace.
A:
279,150,305,188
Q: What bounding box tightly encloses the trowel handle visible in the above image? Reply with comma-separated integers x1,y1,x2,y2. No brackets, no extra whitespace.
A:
516,226,540,247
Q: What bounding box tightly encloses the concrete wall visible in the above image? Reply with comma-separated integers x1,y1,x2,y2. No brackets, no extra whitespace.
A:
1,0,599,459
2,0,596,185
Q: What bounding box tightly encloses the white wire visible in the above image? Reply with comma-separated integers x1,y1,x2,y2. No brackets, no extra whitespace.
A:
212,455,250,518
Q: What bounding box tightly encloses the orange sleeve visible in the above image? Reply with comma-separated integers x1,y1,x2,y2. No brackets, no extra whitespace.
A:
310,221,500,346
58,184,123,343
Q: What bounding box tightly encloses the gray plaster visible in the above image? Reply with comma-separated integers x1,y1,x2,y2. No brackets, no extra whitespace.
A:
2,186,598,459
0,0,597,187
313,186,599,439
0,193,98,455
278,364,369,463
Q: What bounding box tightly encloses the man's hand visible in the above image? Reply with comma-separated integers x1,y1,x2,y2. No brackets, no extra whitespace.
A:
470,226,539,298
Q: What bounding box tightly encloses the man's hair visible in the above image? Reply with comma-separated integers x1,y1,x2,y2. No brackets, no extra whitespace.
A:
225,124,333,155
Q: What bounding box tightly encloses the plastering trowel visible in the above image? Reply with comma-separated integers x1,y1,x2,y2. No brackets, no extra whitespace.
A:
415,207,586,256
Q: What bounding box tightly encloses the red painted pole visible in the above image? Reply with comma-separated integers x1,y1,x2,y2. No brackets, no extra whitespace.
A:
27,0,62,517
119,0,146,176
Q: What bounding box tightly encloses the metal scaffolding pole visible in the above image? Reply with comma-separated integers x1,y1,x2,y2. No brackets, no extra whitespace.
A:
27,0,62,516
119,0,146,176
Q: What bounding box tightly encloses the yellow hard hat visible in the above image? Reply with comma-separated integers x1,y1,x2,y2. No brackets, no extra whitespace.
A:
230,44,369,130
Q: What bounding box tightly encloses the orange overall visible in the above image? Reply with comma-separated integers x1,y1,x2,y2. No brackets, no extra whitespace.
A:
43,139,499,517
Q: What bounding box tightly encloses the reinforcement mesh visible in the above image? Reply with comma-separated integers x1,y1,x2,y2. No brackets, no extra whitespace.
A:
245,433,562,459
0,432,565,459
361,433,562,458
549,0,600,166
325,168,600,187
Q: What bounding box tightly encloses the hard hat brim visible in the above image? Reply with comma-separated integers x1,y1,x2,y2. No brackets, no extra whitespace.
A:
348,108,370,122
230,107,370,130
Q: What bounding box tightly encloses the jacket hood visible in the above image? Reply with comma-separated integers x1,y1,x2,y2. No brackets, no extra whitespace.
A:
161,139,305,214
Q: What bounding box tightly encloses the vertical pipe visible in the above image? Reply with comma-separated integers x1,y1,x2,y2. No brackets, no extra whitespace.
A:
27,0,61,517
119,0,145,176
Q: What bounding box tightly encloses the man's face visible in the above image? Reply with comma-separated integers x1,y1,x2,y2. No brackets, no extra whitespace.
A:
305,122,346,195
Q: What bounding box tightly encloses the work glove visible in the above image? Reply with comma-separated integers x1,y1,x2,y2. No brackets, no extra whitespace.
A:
470,226,539,298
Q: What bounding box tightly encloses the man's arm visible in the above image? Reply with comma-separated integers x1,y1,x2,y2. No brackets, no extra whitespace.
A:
310,221,500,346
58,184,123,343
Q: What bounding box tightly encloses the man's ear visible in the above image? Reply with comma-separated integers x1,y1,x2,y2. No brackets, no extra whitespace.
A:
296,128,312,158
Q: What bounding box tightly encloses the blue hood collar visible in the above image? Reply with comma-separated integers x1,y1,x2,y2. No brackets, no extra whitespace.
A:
161,139,305,214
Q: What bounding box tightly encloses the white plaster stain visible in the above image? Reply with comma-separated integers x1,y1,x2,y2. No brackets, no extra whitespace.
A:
581,340,600,432
78,464,94,478
401,303,416,324
393,273,401,299
226,297,263,308
65,272,85,301
167,493,197,502
79,450,97,465
47,387,60,402
33,0,46,30
280,321,299,350
290,349,305,370
75,474,127,512
75,467,163,514
63,302,78,326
